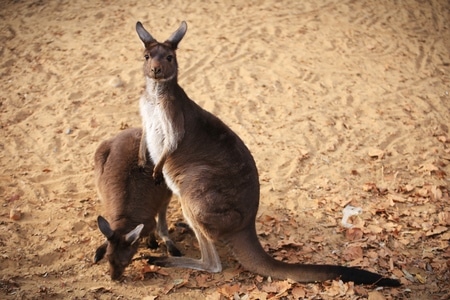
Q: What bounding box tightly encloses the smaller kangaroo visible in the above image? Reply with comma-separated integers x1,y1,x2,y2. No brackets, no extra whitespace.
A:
93,127,181,280
135,21,400,286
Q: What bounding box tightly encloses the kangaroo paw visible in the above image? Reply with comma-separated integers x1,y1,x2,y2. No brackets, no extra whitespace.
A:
147,238,159,250
153,171,164,185
166,242,183,257
137,157,147,168
147,256,170,267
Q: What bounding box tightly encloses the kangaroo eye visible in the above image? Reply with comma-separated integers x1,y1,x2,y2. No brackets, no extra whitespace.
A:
144,54,150,60
166,55,173,62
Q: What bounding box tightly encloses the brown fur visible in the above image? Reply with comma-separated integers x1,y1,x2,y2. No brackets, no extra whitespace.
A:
94,127,181,280
135,21,400,286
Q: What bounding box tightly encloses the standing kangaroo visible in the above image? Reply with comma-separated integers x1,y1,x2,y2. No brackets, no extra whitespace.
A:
136,21,400,286
94,127,181,280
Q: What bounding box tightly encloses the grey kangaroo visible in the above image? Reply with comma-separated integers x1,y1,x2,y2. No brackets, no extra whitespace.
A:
94,127,181,280
136,21,400,286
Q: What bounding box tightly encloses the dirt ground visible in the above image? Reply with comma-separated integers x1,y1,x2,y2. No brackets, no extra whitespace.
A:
1,0,449,299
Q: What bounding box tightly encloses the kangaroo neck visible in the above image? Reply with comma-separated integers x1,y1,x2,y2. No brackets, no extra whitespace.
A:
145,76,179,104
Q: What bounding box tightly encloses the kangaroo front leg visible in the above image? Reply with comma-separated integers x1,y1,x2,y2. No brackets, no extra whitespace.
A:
152,151,168,185
147,225,222,272
156,198,182,257
138,128,148,167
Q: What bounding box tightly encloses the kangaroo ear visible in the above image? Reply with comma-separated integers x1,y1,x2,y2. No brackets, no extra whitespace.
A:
94,241,107,263
165,21,187,49
97,216,114,240
136,21,156,45
125,224,144,245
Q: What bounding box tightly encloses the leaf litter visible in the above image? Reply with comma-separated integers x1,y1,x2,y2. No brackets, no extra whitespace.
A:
126,161,449,299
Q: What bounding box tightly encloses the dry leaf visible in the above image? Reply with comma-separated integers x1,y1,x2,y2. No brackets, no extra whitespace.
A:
368,290,386,300
388,193,407,203
9,208,21,221
441,231,450,241
205,291,223,300
141,264,169,276
342,245,363,261
368,148,384,158
195,273,211,287
247,290,268,300
291,286,306,298
363,182,378,192
345,228,363,241
419,163,439,173
367,224,383,234
310,236,324,243
415,273,427,284
325,280,350,297
431,186,443,200
438,212,450,225
426,226,448,237
89,286,111,293
277,237,304,248
261,280,291,294
217,283,240,298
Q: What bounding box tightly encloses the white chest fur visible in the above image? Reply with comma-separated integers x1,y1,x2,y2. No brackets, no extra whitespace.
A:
139,81,181,196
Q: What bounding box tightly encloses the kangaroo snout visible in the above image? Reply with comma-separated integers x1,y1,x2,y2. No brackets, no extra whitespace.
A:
151,65,162,76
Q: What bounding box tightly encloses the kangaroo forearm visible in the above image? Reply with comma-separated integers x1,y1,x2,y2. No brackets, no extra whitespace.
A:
138,129,148,166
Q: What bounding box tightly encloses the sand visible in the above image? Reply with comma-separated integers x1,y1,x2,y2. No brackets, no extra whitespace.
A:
1,0,449,299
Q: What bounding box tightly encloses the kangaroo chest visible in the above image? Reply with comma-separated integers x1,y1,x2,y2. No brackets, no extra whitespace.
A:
139,90,182,195
139,97,166,162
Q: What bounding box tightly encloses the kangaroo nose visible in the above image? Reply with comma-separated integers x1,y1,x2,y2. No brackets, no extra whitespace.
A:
151,67,162,75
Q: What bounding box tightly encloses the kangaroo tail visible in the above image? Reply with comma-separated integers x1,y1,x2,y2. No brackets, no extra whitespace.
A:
227,224,400,287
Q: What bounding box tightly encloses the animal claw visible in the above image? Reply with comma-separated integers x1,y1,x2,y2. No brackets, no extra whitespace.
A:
147,256,169,267
153,171,164,185
168,246,182,257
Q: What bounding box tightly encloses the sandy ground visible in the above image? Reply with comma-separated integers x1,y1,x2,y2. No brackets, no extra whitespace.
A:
1,0,449,299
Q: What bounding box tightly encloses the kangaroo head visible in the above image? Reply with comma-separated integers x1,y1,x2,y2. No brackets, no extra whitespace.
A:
95,216,144,280
136,21,187,82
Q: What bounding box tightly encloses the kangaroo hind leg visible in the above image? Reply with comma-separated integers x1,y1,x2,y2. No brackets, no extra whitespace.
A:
147,224,221,272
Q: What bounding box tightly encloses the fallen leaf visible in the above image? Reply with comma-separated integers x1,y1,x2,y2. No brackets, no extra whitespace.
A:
368,148,384,158
141,264,169,276
430,186,443,200
247,290,268,300
438,211,450,225
310,236,325,243
261,280,291,294
291,286,306,298
388,193,407,203
441,231,450,241
9,208,21,221
195,273,212,287
325,280,350,297
415,273,427,284
277,238,304,248
342,245,363,261
425,226,448,237
217,283,240,298
368,290,386,300
367,224,383,234
419,163,439,173
345,228,364,241
89,286,111,293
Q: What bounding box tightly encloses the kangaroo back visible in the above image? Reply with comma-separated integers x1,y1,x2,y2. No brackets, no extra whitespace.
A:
93,127,180,280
